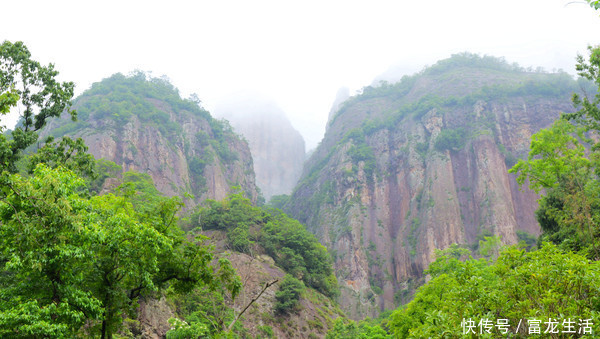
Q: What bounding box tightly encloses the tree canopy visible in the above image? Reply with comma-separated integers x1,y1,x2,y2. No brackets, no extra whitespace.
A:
0,40,76,172
0,164,241,338
510,46,600,259
196,190,339,299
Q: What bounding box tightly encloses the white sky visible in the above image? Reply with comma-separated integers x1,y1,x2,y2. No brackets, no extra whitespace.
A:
1,0,599,150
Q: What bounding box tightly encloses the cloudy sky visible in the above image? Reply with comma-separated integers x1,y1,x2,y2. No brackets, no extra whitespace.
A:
2,0,599,150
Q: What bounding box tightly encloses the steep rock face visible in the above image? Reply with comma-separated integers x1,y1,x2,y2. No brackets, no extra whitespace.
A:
42,73,259,205
286,55,581,319
215,96,305,201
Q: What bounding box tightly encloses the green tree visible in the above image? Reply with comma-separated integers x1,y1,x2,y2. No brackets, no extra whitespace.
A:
387,243,600,338
434,128,467,152
0,165,102,337
326,317,390,339
27,136,95,178
274,274,305,315
510,46,600,259
0,41,76,172
0,165,241,338
196,191,338,298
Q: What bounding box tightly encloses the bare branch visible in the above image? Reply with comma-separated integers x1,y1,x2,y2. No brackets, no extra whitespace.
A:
226,279,278,332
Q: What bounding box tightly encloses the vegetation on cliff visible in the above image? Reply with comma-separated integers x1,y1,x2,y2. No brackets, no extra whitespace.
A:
511,45,600,260
3,16,600,337
286,29,597,321
195,190,339,299
50,71,210,140
44,70,252,202
388,242,600,337
327,45,600,338
1,41,338,337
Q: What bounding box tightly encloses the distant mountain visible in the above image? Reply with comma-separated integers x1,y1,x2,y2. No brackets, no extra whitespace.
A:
326,87,350,128
41,72,259,206
215,94,305,201
285,53,590,318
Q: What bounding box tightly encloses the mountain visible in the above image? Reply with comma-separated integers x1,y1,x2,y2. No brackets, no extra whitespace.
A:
326,87,350,128
285,53,590,319
41,72,259,206
215,94,305,201
38,73,340,337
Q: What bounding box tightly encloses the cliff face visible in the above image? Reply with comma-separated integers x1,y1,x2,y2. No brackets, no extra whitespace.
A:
215,96,305,201
42,73,258,205
286,55,581,319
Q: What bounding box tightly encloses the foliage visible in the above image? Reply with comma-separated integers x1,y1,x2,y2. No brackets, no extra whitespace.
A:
330,53,581,141
166,273,243,338
268,194,290,210
510,46,600,259
196,191,338,298
510,118,589,193
257,324,274,338
326,317,391,339
434,127,467,152
26,136,95,179
87,158,122,195
0,40,75,172
498,143,518,168
75,71,209,126
207,118,239,164
274,274,305,315
587,0,600,10
261,210,339,298
387,242,600,338
345,128,376,180
0,164,241,338
49,71,240,167
165,317,208,339
516,230,537,251
0,165,102,337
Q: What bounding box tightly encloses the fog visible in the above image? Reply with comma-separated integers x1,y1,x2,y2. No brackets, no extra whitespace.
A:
1,0,599,150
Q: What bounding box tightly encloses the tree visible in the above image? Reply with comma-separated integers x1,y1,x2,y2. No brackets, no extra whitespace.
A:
510,46,600,259
26,135,95,178
196,191,338,298
387,243,600,338
327,318,391,339
0,165,242,338
274,274,305,315
0,165,102,337
0,40,76,172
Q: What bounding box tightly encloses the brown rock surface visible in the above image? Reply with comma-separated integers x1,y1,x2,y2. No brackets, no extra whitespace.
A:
287,60,579,319
41,74,259,207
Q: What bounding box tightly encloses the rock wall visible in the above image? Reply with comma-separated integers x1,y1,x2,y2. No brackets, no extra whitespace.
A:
287,62,578,318
42,77,259,206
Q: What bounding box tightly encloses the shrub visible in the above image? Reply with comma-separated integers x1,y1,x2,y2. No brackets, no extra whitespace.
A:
275,275,305,315
434,128,467,152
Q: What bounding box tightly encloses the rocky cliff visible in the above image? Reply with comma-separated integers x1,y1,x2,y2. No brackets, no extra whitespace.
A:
215,94,305,201
286,54,585,319
42,72,259,205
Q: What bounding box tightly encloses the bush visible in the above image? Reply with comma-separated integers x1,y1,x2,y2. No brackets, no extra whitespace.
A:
434,128,467,152
196,192,338,298
275,275,305,314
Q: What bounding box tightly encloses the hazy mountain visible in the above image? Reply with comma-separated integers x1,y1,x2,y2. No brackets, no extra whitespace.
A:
326,87,350,129
285,53,588,318
215,93,305,201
